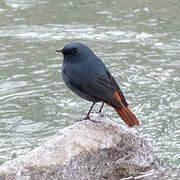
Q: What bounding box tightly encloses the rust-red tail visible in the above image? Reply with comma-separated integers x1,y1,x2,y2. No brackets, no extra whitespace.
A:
113,92,139,127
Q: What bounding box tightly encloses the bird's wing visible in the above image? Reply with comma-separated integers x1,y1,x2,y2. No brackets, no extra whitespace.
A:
96,71,139,127
96,71,129,107
64,67,128,108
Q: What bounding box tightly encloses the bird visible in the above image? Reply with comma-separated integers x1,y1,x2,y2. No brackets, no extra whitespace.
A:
56,43,139,127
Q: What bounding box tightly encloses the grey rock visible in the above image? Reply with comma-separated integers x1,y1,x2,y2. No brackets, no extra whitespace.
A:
0,113,159,180
133,168,180,180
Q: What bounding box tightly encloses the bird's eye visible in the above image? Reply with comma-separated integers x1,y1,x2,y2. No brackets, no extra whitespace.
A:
72,48,78,54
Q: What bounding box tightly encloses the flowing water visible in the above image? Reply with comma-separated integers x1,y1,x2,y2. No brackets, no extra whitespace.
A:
0,0,179,174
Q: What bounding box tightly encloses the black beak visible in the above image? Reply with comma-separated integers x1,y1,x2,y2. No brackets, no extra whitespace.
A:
56,49,63,53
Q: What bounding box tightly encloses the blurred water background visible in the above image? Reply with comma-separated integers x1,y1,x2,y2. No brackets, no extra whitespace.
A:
0,0,179,173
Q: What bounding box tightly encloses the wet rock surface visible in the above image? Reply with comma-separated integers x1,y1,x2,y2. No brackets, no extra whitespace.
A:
0,114,161,179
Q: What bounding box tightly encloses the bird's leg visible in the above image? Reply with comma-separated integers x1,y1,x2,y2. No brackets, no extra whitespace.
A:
98,102,104,113
85,102,96,120
97,102,104,118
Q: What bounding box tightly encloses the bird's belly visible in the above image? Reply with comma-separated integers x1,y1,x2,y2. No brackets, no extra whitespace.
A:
62,69,98,103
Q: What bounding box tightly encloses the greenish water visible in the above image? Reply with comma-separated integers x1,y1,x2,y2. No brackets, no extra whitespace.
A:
0,0,179,172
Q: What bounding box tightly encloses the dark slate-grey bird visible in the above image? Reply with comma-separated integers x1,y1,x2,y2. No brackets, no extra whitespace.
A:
56,43,139,127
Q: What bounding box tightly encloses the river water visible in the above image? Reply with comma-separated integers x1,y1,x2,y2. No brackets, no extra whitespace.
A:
0,0,179,172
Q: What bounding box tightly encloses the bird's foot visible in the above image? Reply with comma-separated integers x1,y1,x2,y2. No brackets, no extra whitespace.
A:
96,111,104,118
77,115,97,123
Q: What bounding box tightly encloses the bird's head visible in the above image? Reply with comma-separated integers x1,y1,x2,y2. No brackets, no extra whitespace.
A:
56,43,95,63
